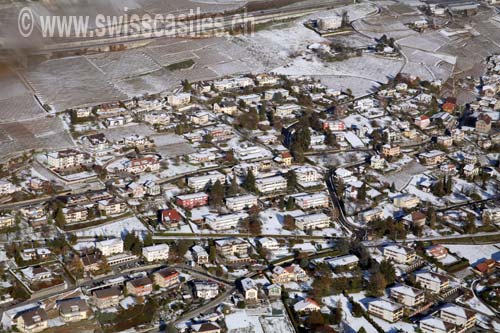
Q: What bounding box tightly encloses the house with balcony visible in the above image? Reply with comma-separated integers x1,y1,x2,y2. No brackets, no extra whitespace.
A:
390,284,425,307
58,298,90,322
126,277,153,297
368,299,404,323
153,268,180,289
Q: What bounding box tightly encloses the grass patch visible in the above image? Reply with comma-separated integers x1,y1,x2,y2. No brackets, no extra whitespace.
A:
166,59,195,71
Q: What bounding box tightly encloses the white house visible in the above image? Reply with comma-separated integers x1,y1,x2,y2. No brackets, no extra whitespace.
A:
96,239,124,257
142,244,169,262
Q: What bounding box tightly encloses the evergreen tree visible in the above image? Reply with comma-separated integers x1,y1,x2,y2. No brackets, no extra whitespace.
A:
366,272,386,297
379,260,396,285
209,180,225,208
286,170,297,192
243,170,257,193
357,183,367,200
228,177,239,196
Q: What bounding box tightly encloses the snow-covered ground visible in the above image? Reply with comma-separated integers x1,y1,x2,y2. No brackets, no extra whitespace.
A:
74,216,148,238
443,244,500,266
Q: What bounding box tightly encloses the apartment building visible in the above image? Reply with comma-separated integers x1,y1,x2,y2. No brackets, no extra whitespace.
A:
382,144,401,157
213,100,238,115
153,268,180,289
0,180,17,196
58,298,89,322
326,254,359,270
264,88,289,100
368,299,404,323
142,244,169,262
205,213,248,231
97,198,127,216
275,104,301,117
271,264,308,284
122,157,160,174
92,286,123,309
294,213,330,230
383,245,416,264
439,304,476,330
188,171,226,191
126,277,153,297
96,238,124,257
176,192,208,209
393,194,420,209
415,271,450,294
81,133,110,156
47,149,87,169
167,93,191,106
255,176,287,194
225,194,258,211
215,238,249,257
358,208,384,223
419,316,457,333
15,307,49,333
256,237,280,251
191,245,209,265
193,281,219,299
293,192,329,210
420,150,447,166
390,284,425,307
0,214,14,229
62,207,88,224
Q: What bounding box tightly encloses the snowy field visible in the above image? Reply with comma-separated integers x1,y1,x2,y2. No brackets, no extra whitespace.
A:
443,244,500,267
74,216,148,238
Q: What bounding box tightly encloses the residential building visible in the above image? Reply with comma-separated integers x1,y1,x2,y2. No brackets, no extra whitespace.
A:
275,104,300,117
368,299,404,323
167,93,191,106
420,150,447,166
255,176,287,194
415,271,449,293
426,244,448,260
390,284,425,307
439,304,476,330
215,238,249,257
482,208,500,224
96,238,124,257
97,198,127,216
225,195,258,211
326,254,359,270
153,268,180,289
358,208,384,223
419,316,456,333
62,206,88,224
264,284,282,298
126,277,153,297
475,114,492,133
81,133,110,156
0,180,17,196
176,192,209,209
264,88,289,100
293,192,329,210
415,115,431,129
382,144,401,157
122,157,160,174
294,298,321,314
0,214,14,229
256,237,280,251
21,265,52,282
371,155,387,170
240,278,259,302
205,213,248,231
160,209,182,228
213,100,238,115
58,298,89,322
294,213,330,230
142,244,169,262
92,286,123,309
15,307,48,333
46,149,87,169
193,281,219,299
271,264,308,284
191,245,209,265
187,172,226,191
144,112,170,125
383,245,416,264
191,322,222,333
393,194,420,209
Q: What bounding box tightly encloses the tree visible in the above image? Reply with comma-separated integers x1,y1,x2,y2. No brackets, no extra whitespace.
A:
286,197,295,210
143,233,154,247
227,177,239,196
379,260,396,285
357,183,367,201
283,215,296,230
332,301,343,324
366,272,386,297
242,170,257,193
306,311,325,328
286,170,297,192
55,207,66,227
427,206,437,229
68,255,84,278
181,80,191,92
259,102,267,121
209,180,225,208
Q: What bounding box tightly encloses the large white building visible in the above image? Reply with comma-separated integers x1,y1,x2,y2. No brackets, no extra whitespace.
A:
225,195,258,211
0,180,17,196
142,244,169,262
205,213,248,231
47,149,87,169
390,284,425,307
167,93,191,106
96,239,124,257
294,213,330,230
415,271,450,294
439,304,476,330
419,316,456,333
193,281,219,299
383,245,416,264
368,299,404,323
293,192,330,210
256,176,287,194
188,171,226,191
